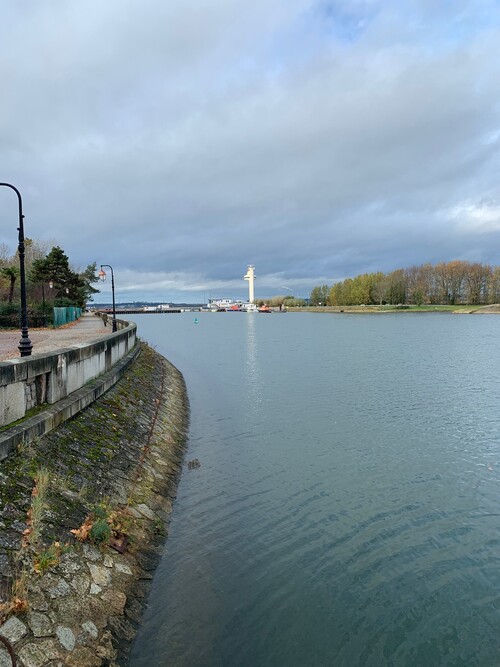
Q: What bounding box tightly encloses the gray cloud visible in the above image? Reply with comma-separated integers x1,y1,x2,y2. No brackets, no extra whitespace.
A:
1,0,500,301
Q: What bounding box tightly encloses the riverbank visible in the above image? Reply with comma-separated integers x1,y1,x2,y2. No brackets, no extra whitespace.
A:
0,342,189,666
292,304,500,314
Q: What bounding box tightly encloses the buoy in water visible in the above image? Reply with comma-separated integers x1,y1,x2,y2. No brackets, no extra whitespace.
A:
194,318,199,324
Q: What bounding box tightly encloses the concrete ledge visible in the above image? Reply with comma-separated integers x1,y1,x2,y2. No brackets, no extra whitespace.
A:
0,318,136,426
0,343,141,461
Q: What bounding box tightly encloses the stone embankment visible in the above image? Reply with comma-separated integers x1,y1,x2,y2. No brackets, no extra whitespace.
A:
0,343,189,666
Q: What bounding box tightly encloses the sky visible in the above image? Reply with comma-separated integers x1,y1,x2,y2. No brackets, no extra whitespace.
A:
1,0,500,303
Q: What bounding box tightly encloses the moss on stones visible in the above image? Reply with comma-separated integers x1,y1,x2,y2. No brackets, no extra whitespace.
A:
0,342,189,665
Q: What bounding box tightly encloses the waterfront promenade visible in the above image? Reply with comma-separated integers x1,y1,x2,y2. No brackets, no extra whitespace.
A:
0,313,109,361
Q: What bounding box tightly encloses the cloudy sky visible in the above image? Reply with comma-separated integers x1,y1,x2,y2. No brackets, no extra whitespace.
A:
1,0,500,303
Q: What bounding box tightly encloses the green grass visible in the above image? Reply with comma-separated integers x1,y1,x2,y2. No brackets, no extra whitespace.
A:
293,304,488,313
378,304,484,312
89,518,111,545
0,403,49,433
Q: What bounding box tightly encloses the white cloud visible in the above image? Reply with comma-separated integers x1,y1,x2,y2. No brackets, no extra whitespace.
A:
448,201,500,233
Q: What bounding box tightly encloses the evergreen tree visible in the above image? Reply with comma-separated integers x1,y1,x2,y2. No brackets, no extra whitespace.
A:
78,262,100,304
30,247,99,308
310,284,329,305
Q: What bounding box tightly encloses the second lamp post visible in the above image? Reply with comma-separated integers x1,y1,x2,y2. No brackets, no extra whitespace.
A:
98,265,117,332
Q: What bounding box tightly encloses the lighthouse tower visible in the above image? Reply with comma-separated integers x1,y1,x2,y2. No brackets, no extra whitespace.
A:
244,265,255,303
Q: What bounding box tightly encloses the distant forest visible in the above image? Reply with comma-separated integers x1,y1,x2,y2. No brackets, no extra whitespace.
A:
310,261,500,306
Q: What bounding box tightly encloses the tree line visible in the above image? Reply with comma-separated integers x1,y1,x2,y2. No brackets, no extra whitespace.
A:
0,239,99,326
310,261,500,306
255,295,305,308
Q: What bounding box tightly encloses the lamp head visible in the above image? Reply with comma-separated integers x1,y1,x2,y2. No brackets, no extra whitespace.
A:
98,268,106,282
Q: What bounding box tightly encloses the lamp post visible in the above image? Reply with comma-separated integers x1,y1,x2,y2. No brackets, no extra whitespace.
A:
47,279,55,327
41,282,46,326
99,265,117,332
0,182,32,356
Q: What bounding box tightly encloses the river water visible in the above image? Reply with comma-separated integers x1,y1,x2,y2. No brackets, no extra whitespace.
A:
128,312,500,666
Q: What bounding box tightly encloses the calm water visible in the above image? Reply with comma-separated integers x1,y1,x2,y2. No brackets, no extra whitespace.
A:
128,312,500,667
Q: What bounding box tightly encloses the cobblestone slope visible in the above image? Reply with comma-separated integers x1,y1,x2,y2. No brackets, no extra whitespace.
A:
0,343,189,666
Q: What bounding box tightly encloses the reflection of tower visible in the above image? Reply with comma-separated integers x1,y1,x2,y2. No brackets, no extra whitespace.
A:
244,265,256,303
244,313,262,416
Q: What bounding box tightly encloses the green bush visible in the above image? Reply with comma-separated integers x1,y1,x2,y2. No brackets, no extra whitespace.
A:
89,518,111,545
0,303,54,328
0,303,20,328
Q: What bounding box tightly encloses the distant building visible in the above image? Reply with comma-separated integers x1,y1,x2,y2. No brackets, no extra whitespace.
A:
207,298,235,310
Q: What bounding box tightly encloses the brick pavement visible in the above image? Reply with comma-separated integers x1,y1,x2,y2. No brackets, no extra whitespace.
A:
0,313,110,361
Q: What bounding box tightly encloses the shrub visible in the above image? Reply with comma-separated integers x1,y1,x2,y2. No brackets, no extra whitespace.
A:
89,518,111,545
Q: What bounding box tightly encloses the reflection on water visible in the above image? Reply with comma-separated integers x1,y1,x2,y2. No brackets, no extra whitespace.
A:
244,314,263,417
129,313,500,667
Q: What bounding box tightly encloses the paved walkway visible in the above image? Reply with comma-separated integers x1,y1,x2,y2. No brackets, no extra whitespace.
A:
0,313,110,361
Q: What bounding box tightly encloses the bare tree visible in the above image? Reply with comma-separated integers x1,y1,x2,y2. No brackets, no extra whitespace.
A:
0,242,10,267
464,263,491,304
1,266,19,303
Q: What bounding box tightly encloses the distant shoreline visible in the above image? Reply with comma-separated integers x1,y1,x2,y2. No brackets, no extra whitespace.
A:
290,304,500,314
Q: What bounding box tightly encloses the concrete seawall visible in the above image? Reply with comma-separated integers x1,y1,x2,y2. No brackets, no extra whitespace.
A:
0,317,137,461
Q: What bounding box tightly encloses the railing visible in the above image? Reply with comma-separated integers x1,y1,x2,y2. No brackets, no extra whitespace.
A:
53,306,82,327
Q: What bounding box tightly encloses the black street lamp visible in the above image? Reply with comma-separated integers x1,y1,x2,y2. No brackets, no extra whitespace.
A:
99,264,117,332
0,182,32,356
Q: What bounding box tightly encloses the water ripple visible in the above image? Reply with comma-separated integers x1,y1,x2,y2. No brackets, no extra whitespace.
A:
129,313,500,667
